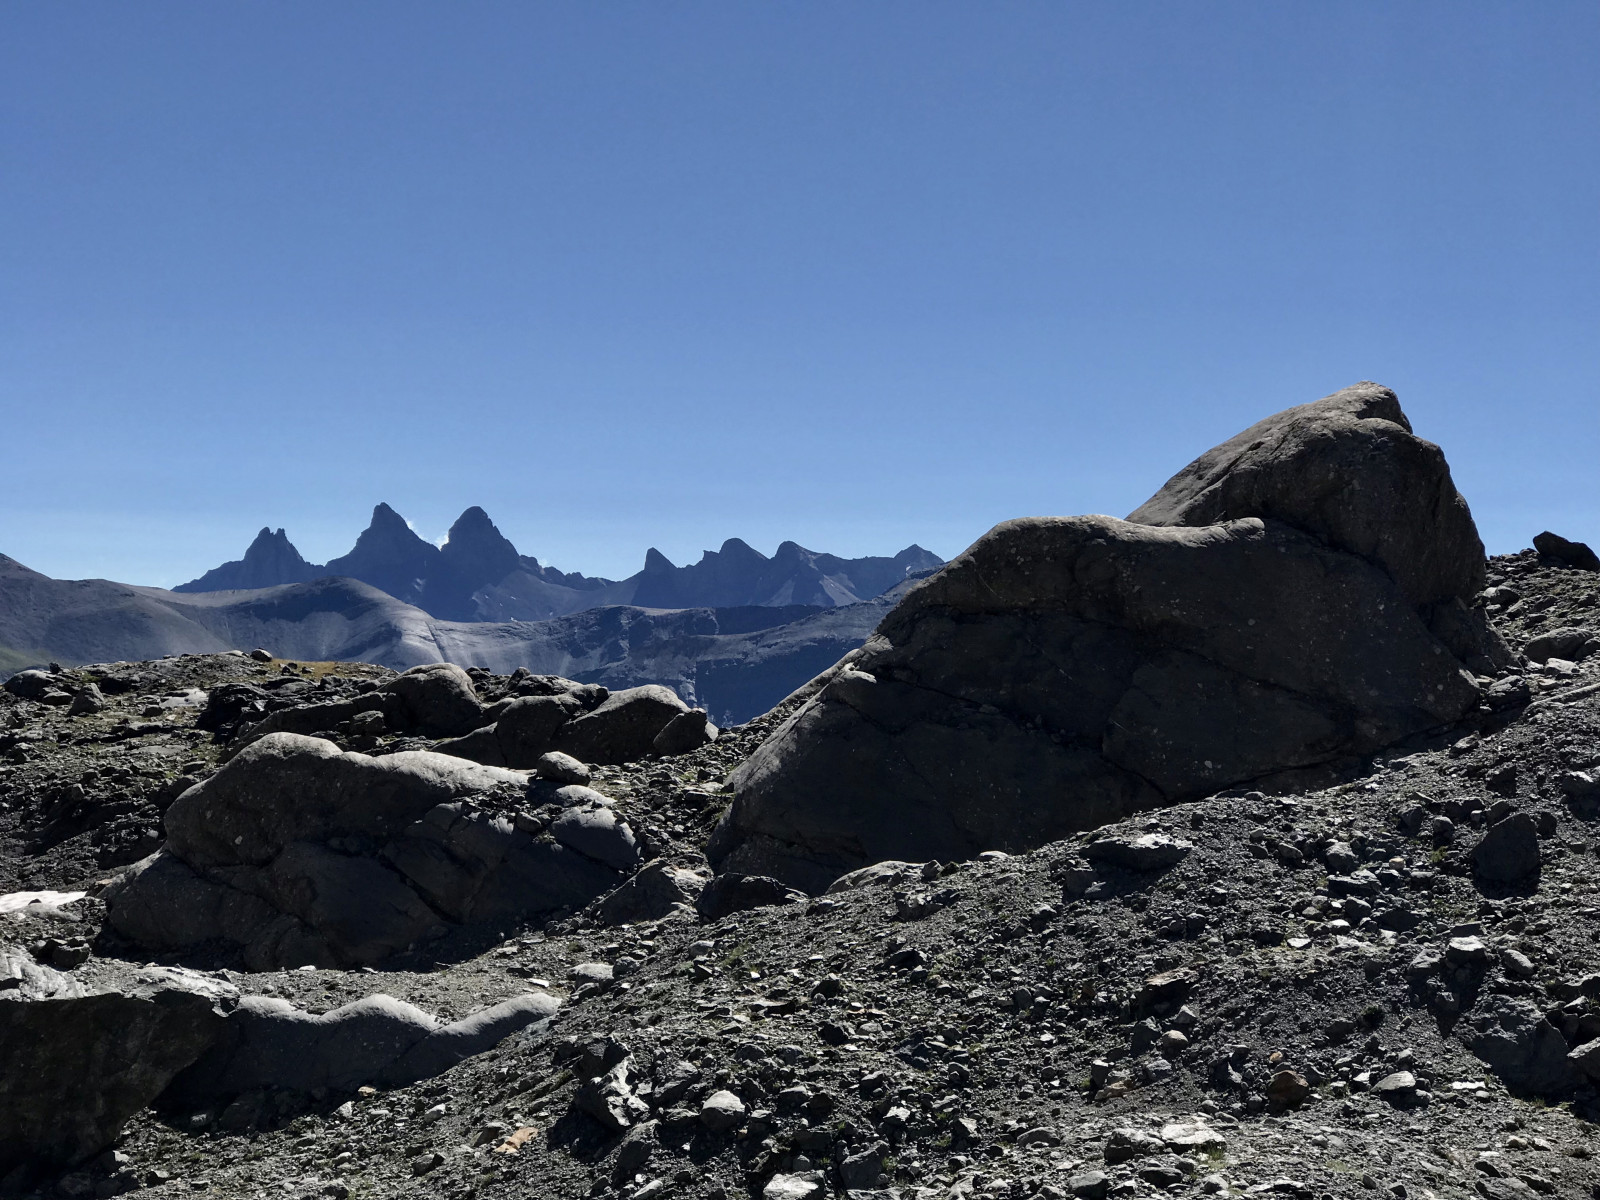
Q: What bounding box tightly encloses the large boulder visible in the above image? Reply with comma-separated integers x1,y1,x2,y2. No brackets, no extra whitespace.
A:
105,733,638,968
242,662,485,743
1128,382,1509,672
553,685,714,765
710,387,1489,892
1533,530,1600,572
1463,994,1583,1096
436,683,715,769
589,859,708,926
436,693,592,768
0,946,235,1172
2,669,55,701
381,663,485,736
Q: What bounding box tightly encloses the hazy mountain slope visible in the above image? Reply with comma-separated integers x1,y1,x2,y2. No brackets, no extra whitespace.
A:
139,577,447,668
1,554,910,722
0,555,233,665
426,597,895,723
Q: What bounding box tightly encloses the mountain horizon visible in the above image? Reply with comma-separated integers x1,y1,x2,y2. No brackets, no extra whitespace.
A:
172,503,943,622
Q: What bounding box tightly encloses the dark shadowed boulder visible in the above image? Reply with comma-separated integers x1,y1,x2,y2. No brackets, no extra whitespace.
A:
381,662,484,737
591,860,708,925
1463,994,1582,1096
554,685,702,765
1085,833,1194,872
653,708,719,756
710,388,1489,892
695,873,806,920
1533,530,1600,572
1128,382,1508,672
105,734,636,968
0,947,235,1171
3,668,55,700
1472,813,1542,884
435,693,590,768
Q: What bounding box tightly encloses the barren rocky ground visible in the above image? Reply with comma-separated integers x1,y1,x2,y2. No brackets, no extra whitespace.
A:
5,387,1599,1200
0,543,1596,1200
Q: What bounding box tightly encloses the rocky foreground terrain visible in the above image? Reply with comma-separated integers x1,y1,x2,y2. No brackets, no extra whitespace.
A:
3,384,1599,1200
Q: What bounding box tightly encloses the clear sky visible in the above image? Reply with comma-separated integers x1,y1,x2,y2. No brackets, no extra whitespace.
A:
2,2,1595,587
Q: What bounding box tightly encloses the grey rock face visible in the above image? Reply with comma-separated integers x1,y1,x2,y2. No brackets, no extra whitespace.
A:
712,512,1480,892
1128,381,1506,671
0,947,235,1171
551,802,642,872
104,734,636,968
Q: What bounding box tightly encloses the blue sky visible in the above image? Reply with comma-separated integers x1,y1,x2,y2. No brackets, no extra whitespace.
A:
2,2,1595,587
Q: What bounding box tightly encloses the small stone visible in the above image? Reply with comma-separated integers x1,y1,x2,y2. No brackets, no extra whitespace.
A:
1500,949,1536,979
1372,1071,1417,1100
1067,1172,1110,1200
762,1173,824,1200
570,962,615,986
1158,1029,1190,1055
1267,1070,1311,1108
1104,1127,1164,1164
1323,841,1359,872
410,1152,444,1175
1159,1120,1226,1152
1446,936,1489,965
699,1089,746,1133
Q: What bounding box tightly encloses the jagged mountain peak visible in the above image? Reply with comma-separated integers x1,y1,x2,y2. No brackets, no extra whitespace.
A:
441,507,520,572
173,525,317,594
713,537,767,565
354,502,429,545
176,513,945,620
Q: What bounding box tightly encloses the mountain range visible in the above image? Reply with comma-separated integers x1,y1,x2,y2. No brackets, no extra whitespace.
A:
0,512,942,721
176,504,942,622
